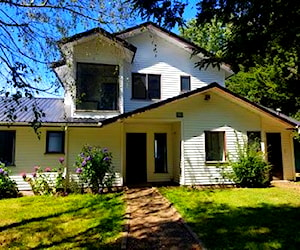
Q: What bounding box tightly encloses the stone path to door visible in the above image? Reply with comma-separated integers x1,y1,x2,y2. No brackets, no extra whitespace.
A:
124,187,204,250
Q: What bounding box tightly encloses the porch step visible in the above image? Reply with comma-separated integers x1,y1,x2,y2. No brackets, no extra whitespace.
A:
10,176,32,191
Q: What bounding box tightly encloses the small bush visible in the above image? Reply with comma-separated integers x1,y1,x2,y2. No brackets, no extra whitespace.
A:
75,145,115,193
23,158,66,195
0,163,19,199
223,142,272,188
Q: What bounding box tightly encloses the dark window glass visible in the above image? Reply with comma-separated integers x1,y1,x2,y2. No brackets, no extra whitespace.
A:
247,131,261,150
148,74,161,99
180,76,190,92
154,133,168,173
205,131,225,161
0,131,15,166
132,73,161,99
46,131,65,153
76,63,119,110
132,73,147,99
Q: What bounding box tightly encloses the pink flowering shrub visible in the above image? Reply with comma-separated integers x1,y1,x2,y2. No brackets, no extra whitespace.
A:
23,159,65,195
75,145,115,193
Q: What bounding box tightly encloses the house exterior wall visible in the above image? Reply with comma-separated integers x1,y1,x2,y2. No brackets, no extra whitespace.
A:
124,90,295,185
1,126,65,175
66,123,123,186
124,31,225,112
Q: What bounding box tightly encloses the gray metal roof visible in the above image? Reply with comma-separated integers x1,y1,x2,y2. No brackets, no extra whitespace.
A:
0,97,66,123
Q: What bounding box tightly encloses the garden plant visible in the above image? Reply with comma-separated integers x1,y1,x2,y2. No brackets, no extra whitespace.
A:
0,162,19,199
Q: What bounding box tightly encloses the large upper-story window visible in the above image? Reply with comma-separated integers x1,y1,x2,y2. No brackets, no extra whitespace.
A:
132,73,161,99
76,63,119,110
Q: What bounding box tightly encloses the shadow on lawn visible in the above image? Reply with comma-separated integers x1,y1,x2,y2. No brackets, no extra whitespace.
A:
187,201,300,250
0,194,125,249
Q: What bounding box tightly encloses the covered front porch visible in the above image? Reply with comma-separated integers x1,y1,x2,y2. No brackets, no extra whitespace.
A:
122,121,182,185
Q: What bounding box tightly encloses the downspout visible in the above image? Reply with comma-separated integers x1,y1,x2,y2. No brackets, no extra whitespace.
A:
64,125,69,191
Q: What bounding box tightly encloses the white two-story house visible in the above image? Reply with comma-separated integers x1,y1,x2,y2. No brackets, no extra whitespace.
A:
1,22,299,189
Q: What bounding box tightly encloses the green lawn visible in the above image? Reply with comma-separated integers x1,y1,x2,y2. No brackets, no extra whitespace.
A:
0,193,124,249
159,187,300,250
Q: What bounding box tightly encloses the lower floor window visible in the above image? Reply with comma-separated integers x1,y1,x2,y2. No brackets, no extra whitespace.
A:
0,131,15,166
205,131,225,161
46,131,65,153
154,133,167,173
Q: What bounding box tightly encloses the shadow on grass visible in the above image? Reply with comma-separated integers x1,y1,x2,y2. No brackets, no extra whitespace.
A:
0,193,125,249
187,202,300,250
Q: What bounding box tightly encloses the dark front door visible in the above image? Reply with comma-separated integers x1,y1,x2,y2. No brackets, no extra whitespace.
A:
294,139,300,173
126,133,147,184
266,133,283,180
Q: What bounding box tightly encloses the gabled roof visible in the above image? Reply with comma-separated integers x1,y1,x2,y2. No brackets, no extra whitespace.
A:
58,27,137,53
100,82,299,128
1,84,298,128
115,22,233,77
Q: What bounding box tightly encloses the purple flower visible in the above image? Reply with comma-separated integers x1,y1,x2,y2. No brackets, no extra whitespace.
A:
102,148,108,153
81,160,87,167
0,168,4,174
76,168,83,174
58,157,65,164
44,167,51,172
80,153,85,158
32,172,37,178
21,172,26,179
86,156,92,161
34,166,40,171
103,156,110,161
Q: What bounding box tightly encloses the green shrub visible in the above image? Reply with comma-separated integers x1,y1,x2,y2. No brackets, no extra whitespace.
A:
23,158,66,195
0,163,19,199
223,142,272,188
75,145,115,193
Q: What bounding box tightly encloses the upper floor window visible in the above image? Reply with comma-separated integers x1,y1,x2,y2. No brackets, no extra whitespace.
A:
205,131,225,161
180,76,190,92
46,131,65,154
0,131,15,166
132,73,161,99
76,63,119,111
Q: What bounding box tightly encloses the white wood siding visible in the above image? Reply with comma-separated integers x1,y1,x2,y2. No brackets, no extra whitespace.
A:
67,123,123,186
125,90,294,185
124,31,226,112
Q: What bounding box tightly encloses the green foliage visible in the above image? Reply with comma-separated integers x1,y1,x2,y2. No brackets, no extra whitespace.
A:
0,193,124,249
75,145,115,193
180,18,231,58
159,186,300,249
23,159,66,195
0,163,19,199
223,141,271,188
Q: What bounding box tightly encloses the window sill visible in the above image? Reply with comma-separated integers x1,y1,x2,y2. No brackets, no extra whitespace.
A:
131,98,160,101
205,161,228,165
45,152,65,155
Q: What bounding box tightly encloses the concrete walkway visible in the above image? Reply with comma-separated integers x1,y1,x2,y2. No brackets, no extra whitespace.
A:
124,187,204,250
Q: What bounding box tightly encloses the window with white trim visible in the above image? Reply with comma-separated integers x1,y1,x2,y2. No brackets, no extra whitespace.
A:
180,76,190,92
46,131,65,154
132,73,161,99
205,131,225,161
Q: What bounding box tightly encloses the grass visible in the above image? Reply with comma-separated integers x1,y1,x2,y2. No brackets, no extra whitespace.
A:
0,193,124,249
159,186,300,250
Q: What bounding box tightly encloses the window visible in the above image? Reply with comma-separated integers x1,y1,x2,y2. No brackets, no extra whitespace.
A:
205,131,225,161
0,131,15,166
132,73,161,99
180,76,190,92
76,63,119,110
247,131,261,150
154,133,167,173
46,131,65,153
